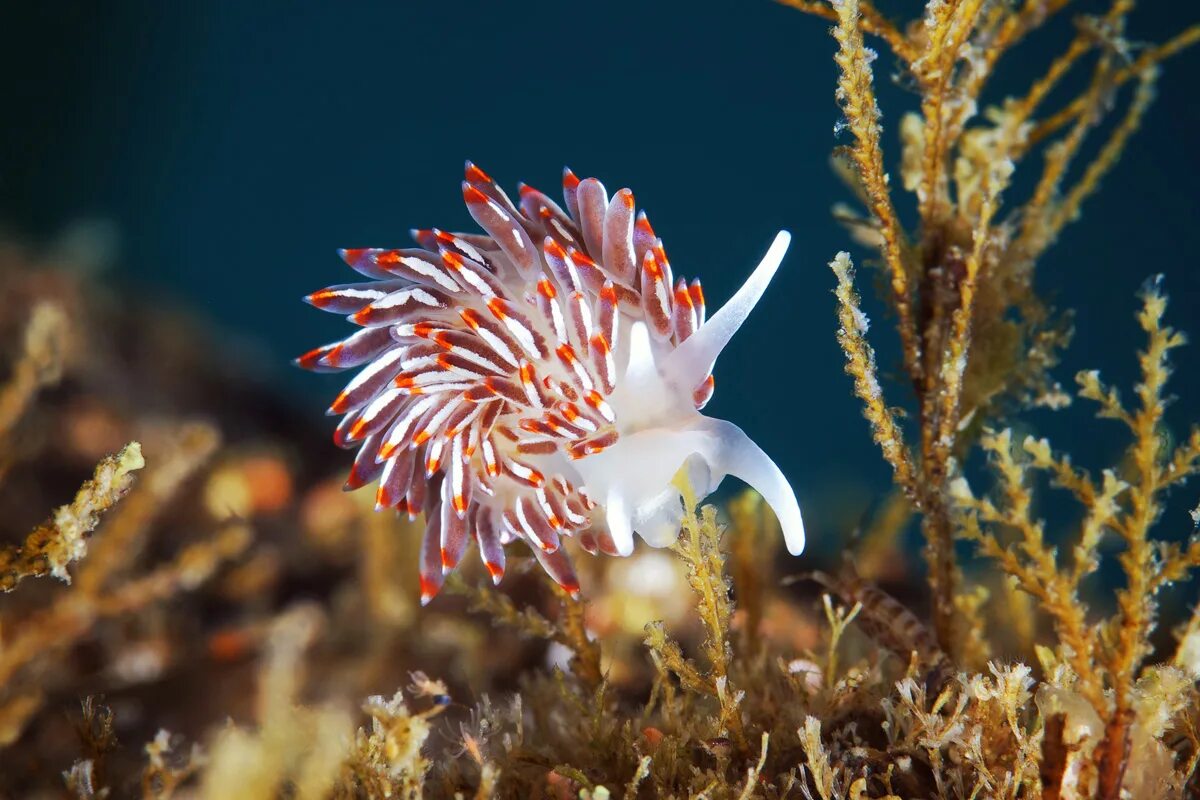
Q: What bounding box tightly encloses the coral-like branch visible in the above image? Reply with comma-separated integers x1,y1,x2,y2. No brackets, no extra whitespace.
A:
669,484,746,746
0,302,68,442
0,442,144,592
726,489,774,655
1094,282,1187,795
643,621,709,696
1028,24,1200,147
1165,426,1200,487
914,0,987,226
1014,7,1156,264
447,571,560,641
76,424,220,595
0,522,251,690
829,0,921,381
953,440,1104,705
952,286,1200,799
549,579,604,690
933,148,1005,458
790,0,1198,674
829,252,916,494
775,0,916,62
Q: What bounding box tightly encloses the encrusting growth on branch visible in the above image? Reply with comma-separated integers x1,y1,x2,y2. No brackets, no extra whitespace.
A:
828,0,920,383
74,423,221,596
776,0,917,64
0,442,145,592
829,252,915,495
666,477,746,747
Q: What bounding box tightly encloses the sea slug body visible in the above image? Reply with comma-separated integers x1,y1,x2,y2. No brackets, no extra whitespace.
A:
298,163,804,602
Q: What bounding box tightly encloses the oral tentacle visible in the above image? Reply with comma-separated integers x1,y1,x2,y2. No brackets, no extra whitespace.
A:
633,487,685,548
692,416,806,555
605,488,635,557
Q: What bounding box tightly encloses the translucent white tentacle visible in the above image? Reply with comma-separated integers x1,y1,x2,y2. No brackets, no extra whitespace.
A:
634,488,684,547
662,230,791,393
695,416,805,555
623,320,657,388
605,488,635,556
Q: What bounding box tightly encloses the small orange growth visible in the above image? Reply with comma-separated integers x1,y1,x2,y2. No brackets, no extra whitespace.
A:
419,576,438,604
569,249,597,268
462,184,490,205
307,288,337,308
207,627,256,663
226,455,292,514
460,309,482,330
464,162,492,184
296,346,324,369
324,343,345,366
674,285,693,311
348,418,369,440
301,478,358,540
544,238,567,259
486,297,508,320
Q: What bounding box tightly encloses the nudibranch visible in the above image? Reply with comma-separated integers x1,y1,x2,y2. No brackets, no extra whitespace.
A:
298,164,804,603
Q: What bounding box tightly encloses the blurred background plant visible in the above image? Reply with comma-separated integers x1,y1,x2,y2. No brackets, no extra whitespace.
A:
0,1,1198,798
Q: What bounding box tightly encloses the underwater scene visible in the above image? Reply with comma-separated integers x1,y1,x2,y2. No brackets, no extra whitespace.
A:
2,1,1199,797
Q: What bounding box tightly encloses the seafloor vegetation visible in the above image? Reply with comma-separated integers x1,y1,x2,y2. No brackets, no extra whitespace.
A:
2,1,1198,798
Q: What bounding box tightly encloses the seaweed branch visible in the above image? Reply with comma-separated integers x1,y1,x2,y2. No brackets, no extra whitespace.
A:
0,442,144,592
953,286,1200,799
645,490,748,749
788,0,1198,662
0,302,69,444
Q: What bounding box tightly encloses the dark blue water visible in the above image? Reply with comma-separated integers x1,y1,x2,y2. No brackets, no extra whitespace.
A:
3,2,1198,563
